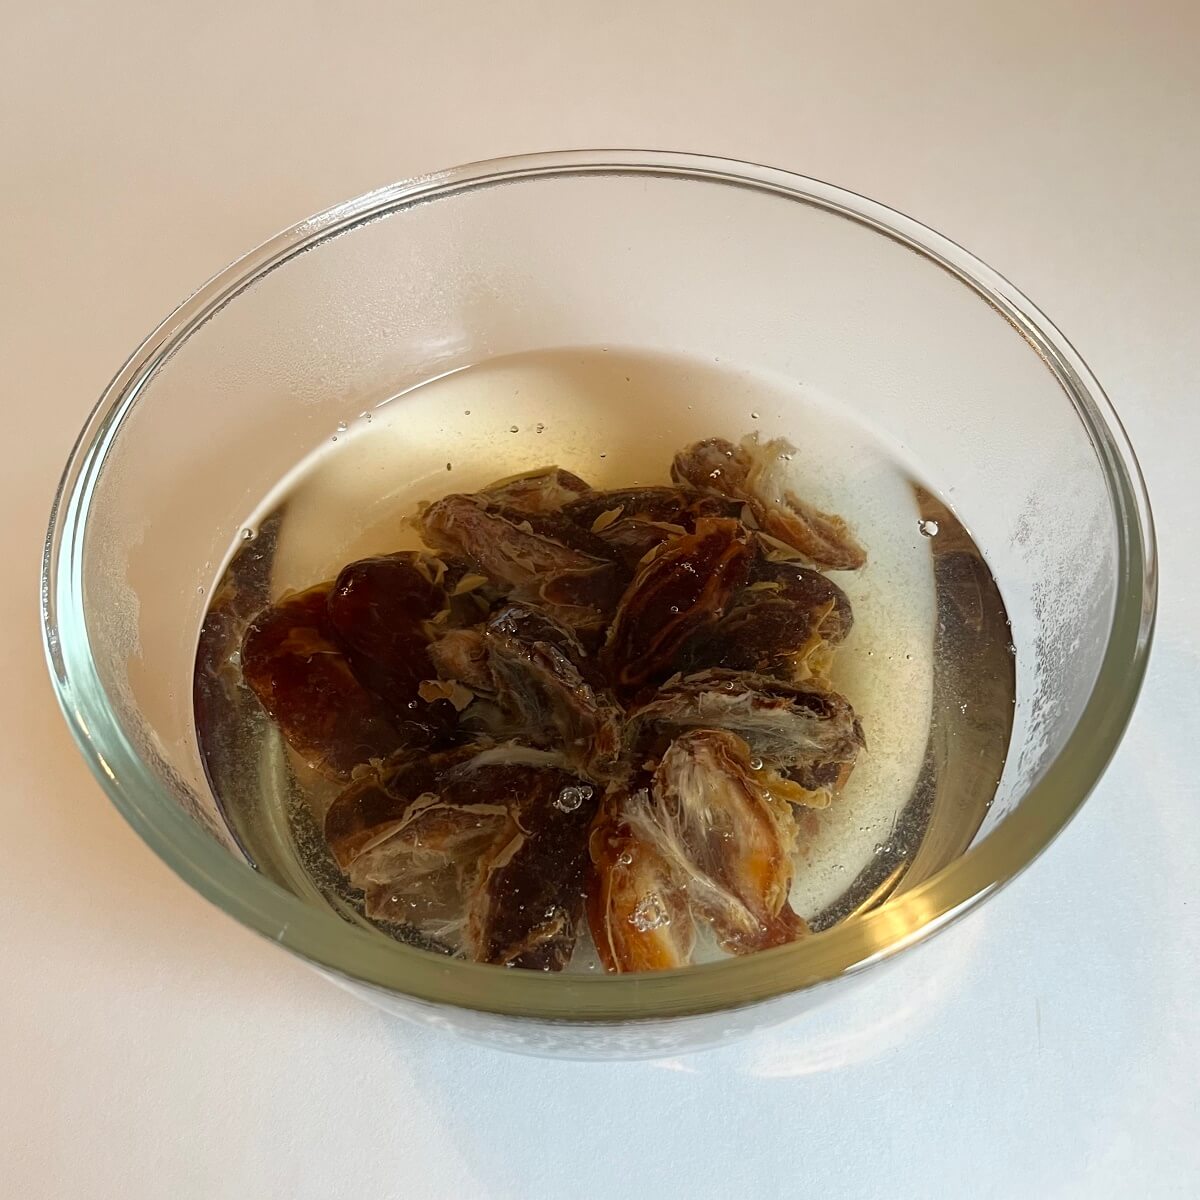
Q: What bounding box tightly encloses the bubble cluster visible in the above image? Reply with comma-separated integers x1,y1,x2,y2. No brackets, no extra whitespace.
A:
629,894,670,932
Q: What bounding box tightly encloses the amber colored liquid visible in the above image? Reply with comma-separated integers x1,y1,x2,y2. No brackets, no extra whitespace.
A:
195,347,1015,966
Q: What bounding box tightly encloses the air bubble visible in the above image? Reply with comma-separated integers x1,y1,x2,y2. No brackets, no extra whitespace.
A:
336,420,348,433
749,757,764,771
240,527,255,541
668,605,679,615
554,784,593,812
918,519,940,538
630,894,670,932
617,851,633,867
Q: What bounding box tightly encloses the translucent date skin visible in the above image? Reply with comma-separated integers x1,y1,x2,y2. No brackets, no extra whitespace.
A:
562,485,743,530
427,626,495,695
419,494,623,631
240,584,405,780
483,604,623,781
602,517,754,698
587,791,698,973
324,743,486,868
562,486,741,574
646,729,805,953
478,466,592,514
624,668,864,785
419,495,609,585
588,731,804,973
671,434,867,571
325,745,597,970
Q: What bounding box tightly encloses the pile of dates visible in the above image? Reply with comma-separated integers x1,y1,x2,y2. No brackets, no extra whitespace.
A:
239,434,866,972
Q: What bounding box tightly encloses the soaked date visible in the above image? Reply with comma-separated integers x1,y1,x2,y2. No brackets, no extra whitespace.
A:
234,436,866,971
672,434,867,570
240,584,407,780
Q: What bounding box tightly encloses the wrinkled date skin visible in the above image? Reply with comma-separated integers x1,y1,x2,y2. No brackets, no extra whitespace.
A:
327,747,599,970
624,668,865,783
587,732,804,973
484,604,623,781
324,744,484,867
479,466,592,514
650,729,805,954
419,495,623,631
235,436,867,972
587,792,697,973
672,435,867,571
419,495,611,588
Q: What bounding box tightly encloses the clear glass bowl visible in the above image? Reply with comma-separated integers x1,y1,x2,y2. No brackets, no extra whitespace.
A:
42,151,1155,1057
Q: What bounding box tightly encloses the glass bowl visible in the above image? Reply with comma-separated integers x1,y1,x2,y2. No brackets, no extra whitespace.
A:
42,151,1155,1057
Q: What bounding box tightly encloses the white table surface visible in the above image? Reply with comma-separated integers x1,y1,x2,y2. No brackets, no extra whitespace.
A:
3,3,1198,1196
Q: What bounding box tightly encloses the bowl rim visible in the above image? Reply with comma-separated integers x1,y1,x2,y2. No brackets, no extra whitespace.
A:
42,150,1157,1022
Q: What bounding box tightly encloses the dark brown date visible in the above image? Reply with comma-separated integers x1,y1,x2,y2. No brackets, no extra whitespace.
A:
240,584,405,780
602,517,753,697
461,760,598,971
681,558,853,681
327,552,456,739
